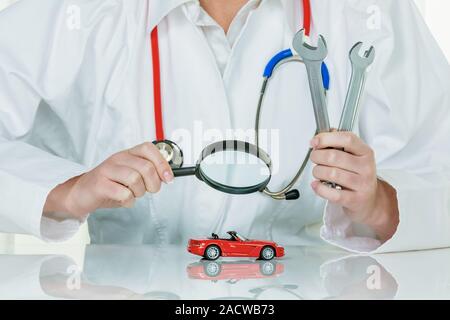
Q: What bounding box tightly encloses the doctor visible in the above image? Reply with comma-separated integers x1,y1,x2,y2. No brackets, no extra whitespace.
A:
0,0,449,253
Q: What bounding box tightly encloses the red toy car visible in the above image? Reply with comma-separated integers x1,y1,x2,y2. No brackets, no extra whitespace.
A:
187,231,285,261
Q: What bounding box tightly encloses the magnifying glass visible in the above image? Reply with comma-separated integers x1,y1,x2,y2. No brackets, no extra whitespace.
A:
170,140,272,195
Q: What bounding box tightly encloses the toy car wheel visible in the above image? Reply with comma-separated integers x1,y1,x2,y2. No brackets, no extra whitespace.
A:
203,261,222,277
259,261,276,276
260,246,275,261
204,245,221,261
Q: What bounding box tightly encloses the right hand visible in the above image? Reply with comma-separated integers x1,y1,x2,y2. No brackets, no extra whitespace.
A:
44,142,173,220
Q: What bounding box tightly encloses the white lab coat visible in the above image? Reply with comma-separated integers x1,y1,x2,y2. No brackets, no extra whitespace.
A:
0,0,449,253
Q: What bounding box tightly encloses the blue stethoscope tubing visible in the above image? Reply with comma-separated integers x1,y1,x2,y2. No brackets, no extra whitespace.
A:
263,48,330,89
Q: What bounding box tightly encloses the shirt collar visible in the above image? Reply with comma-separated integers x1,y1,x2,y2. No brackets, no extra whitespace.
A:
184,0,261,28
147,0,286,34
147,0,192,33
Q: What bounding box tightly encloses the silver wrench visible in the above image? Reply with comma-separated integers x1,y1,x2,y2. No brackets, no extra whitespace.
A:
338,42,375,131
332,43,375,190
293,30,338,188
293,29,330,133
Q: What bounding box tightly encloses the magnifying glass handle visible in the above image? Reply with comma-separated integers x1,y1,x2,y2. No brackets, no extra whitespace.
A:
172,167,197,177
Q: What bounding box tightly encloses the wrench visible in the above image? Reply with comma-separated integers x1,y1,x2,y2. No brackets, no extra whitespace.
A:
330,43,375,190
293,29,331,133
293,30,338,188
338,42,375,131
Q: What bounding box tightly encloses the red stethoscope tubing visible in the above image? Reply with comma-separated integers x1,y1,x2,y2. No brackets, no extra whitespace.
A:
151,0,312,141
150,27,164,141
302,0,312,37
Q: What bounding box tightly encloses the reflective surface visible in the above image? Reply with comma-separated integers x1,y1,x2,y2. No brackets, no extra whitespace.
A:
1,244,450,300
200,150,271,188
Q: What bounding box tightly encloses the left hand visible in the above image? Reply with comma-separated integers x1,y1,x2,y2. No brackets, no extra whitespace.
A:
309,131,399,243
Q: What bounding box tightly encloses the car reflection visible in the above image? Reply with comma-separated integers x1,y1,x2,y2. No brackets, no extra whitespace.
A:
187,260,284,282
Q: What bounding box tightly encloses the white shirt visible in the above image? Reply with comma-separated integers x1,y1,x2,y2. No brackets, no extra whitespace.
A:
183,0,261,75
0,0,449,253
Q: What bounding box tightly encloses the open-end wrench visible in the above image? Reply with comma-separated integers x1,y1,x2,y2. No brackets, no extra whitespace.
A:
325,43,374,190
292,29,331,133
293,29,339,187
338,42,375,131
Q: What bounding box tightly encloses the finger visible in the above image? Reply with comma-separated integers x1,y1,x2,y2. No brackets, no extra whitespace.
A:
128,142,174,183
311,180,355,207
112,154,162,193
100,178,135,204
312,165,361,191
311,132,371,156
310,149,363,174
103,165,146,198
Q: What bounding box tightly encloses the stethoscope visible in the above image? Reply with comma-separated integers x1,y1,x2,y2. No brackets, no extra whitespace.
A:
255,34,330,200
150,0,329,200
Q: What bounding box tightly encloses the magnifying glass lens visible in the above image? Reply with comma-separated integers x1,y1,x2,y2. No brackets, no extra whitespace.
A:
200,150,271,189
172,140,272,195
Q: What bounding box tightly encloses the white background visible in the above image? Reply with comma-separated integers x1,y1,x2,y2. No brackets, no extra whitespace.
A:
0,0,449,250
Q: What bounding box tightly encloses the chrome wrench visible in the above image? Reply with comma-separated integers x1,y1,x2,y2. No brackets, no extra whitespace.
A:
331,43,375,190
292,29,331,133
293,30,338,187
338,42,375,131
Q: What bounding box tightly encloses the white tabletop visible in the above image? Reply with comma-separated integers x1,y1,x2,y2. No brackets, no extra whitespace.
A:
1,244,450,300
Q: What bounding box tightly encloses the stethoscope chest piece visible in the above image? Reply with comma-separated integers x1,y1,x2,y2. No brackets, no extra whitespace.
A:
153,140,184,169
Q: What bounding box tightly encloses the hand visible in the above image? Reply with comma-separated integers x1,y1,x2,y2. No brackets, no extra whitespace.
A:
309,132,399,242
44,142,173,220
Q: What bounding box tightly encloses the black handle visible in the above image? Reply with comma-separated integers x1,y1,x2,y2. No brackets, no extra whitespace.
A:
172,166,197,177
